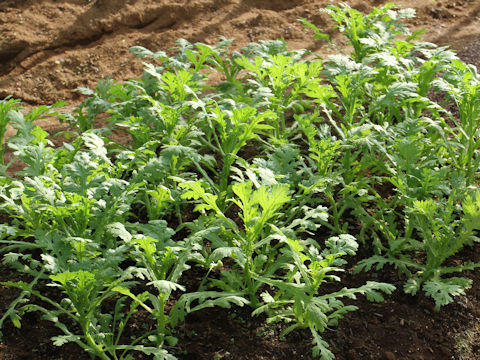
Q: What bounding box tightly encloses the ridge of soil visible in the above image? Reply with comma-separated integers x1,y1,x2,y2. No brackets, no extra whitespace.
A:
1,1,480,360
1,0,480,105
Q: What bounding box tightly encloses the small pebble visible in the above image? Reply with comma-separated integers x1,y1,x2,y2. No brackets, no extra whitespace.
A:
383,351,396,360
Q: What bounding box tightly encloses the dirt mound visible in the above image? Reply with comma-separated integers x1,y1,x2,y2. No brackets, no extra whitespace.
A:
0,0,479,105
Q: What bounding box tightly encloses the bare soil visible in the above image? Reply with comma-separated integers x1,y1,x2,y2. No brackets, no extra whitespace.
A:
1,0,480,359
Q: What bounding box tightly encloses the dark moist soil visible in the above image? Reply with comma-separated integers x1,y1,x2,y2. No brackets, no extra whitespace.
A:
2,245,480,360
1,0,480,359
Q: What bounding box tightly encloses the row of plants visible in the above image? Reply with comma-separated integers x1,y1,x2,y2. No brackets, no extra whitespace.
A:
0,3,479,359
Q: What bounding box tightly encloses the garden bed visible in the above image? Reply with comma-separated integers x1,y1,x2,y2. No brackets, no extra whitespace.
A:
1,1,480,360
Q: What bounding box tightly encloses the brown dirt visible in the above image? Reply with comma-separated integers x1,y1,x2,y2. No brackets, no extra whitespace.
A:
1,0,480,106
1,0,480,359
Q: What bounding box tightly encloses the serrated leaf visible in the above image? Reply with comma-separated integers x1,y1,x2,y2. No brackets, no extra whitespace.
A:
260,291,275,303
81,132,108,160
423,277,472,310
404,278,421,296
148,280,185,294
355,255,394,273
305,301,329,331
311,329,335,360
131,220,175,243
171,291,249,327
106,222,132,242
324,234,358,256
208,247,245,265
52,335,82,347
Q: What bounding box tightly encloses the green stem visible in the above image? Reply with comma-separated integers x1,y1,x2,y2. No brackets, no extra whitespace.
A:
206,117,224,156
326,191,342,234
80,317,110,360
156,295,167,345
243,258,259,308
217,154,234,210
197,135,221,154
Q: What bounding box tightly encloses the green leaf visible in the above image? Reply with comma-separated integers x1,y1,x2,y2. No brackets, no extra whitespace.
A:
423,277,472,310
106,222,132,242
52,335,82,346
355,255,396,273
463,192,480,225
299,17,330,42
404,278,421,296
81,132,108,161
147,280,185,294
9,312,21,329
170,291,249,327
305,300,329,331
324,234,358,257
165,335,178,347
50,270,95,287
311,328,335,360
132,220,175,243
208,247,245,265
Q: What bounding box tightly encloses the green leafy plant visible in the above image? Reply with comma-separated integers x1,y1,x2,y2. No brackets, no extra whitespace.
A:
434,60,480,184
1,3,480,359
2,270,174,360
0,96,22,169
253,231,394,360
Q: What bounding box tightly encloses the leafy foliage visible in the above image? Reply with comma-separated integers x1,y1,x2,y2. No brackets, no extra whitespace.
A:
0,3,479,359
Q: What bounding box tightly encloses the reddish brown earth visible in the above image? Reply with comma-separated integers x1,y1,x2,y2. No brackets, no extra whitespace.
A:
1,0,480,359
